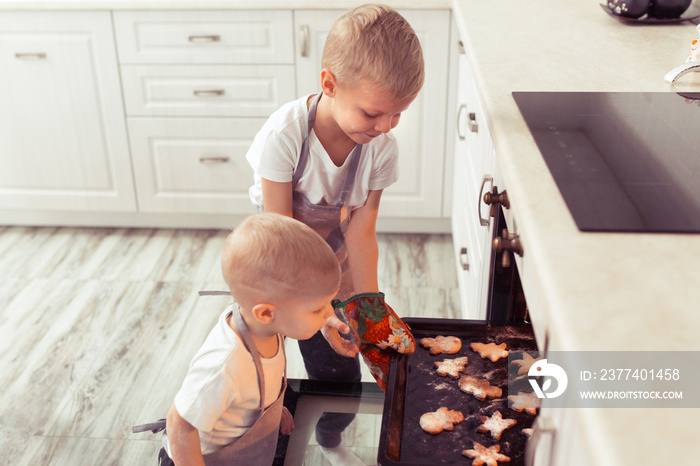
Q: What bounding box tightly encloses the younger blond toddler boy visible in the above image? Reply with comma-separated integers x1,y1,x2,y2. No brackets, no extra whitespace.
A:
162,213,341,466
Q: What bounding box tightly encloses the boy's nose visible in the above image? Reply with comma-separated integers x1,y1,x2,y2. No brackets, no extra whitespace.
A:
375,116,393,133
323,305,333,320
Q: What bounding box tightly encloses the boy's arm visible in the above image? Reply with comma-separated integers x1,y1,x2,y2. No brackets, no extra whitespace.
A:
261,178,293,217
166,403,206,466
344,189,382,293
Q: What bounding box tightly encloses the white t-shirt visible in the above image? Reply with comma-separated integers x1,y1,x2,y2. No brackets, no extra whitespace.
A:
168,305,285,455
246,94,400,211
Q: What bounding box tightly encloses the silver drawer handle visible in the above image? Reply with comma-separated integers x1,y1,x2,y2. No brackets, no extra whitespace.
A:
459,247,470,271
188,35,221,43
478,175,494,227
199,156,230,164
15,53,46,60
193,89,225,97
467,112,479,133
299,25,310,57
456,104,467,140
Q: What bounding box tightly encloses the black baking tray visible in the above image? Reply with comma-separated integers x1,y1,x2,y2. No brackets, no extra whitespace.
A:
378,318,539,466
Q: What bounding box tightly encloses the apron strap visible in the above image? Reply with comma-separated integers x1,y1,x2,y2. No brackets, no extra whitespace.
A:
230,305,267,410
292,92,363,209
131,418,166,434
292,92,322,188
198,290,231,296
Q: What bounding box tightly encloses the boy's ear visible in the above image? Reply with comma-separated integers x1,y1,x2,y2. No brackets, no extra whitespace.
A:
320,68,337,97
251,303,276,324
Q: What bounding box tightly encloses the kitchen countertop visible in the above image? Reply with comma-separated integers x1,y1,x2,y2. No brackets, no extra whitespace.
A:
453,0,700,464
0,0,450,10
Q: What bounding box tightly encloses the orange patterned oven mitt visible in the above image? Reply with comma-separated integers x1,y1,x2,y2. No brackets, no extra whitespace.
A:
333,292,415,391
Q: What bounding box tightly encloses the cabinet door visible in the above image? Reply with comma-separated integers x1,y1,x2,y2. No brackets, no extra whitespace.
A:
127,118,262,214
0,12,135,212
294,9,450,218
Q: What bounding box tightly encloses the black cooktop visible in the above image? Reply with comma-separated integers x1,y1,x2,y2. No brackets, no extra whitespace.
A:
513,91,700,233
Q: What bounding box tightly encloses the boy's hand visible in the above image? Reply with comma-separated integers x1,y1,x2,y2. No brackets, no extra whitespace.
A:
280,406,295,435
321,315,360,357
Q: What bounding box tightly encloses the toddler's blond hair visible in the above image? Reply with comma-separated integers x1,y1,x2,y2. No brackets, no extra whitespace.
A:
221,213,340,310
322,4,425,100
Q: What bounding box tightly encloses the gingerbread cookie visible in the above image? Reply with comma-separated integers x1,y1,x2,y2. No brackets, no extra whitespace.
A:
508,391,541,415
476,411,517,440
458,375,502,401
434,356,469,378
419,407,465,434
462,441,511,465
420,335,462,355
510,353,543,375
470,342,509,362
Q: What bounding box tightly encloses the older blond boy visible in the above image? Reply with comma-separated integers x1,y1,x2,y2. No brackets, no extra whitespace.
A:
162,213,340,466
245,5,423,464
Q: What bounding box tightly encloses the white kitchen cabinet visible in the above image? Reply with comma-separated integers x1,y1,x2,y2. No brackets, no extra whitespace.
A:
0,12,135,212
528,406,594,466
451,37,497,319
117,10,296,214
127,118,261,214
293,10,451,220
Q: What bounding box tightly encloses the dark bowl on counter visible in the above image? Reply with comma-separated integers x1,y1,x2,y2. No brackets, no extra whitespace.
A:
647,0,692,18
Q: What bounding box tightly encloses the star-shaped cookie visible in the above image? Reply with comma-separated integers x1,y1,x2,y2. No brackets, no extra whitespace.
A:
476,411,517,440
470,342,509,362
508,391,541,415
434,356,469,378
462,441,511,466
510,352,543,375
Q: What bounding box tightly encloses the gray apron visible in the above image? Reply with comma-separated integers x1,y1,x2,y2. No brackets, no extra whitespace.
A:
133,298,287,466
291,92,363,300
202,302,287,466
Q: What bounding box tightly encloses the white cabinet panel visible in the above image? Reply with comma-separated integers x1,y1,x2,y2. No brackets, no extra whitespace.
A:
113,11,295,65
0,12,135,212
451,31,498,319
121,65,296,117
294,9,451,219
127,118,262,214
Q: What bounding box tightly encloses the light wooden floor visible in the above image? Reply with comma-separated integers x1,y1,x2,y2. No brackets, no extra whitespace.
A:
0,226,459,465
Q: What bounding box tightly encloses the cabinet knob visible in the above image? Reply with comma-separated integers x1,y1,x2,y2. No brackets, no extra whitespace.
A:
467,112,479,133
459,247,470,271
493,229,523,268
483,186,510,219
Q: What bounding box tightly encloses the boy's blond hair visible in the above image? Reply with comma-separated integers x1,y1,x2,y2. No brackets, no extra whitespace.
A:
222,213,340,310
322,4,424,100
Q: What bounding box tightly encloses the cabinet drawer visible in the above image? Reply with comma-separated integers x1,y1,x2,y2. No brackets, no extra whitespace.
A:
113,10,294,64
121,65,296,117
127,118,262,214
